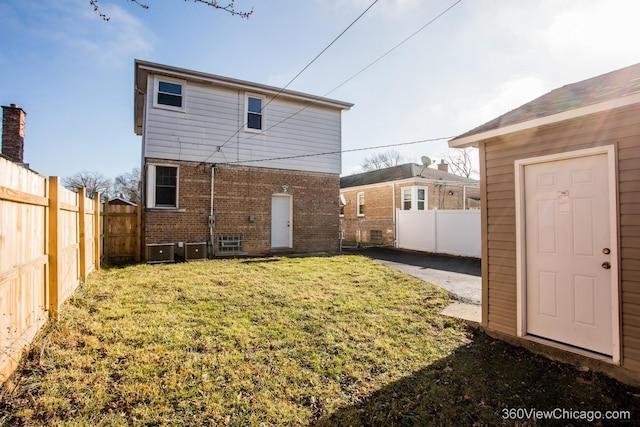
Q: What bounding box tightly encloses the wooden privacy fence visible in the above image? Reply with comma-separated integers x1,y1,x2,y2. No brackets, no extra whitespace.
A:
0,158,101,383
102,204,141,265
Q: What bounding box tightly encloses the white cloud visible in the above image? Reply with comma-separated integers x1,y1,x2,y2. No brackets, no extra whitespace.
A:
44,0,154,66
457,75,548,131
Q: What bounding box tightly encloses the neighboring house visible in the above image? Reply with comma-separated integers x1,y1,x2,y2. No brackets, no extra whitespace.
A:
340,161,479,246
449,63,640,384
108,197,136,206
134,60,352,259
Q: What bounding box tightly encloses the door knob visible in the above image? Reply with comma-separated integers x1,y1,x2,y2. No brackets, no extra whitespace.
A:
602,248,611,255
602,262,611,270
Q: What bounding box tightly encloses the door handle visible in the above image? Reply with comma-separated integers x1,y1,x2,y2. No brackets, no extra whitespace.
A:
602,262,611,270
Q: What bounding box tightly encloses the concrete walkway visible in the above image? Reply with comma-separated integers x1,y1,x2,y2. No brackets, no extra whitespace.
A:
344,247,481,323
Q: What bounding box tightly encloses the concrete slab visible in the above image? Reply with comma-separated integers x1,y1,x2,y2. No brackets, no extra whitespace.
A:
346,247,481,305
441,302,481,324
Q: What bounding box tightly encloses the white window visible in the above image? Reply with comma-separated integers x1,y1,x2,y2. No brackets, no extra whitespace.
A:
401,186,428,210
154,78,185,111
357,192,365,217
417,188,426,210
147,165,178,208
246,94,264,131
402,188,412,210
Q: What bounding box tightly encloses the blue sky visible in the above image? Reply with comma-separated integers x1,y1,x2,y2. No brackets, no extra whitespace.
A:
1,0,640,179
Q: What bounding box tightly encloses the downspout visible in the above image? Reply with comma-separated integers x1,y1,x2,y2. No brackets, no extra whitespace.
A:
209,164,216,257
463,185,467,210
392,182,397,247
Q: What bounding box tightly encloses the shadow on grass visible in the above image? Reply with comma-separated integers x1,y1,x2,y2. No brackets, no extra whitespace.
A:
313,331,639,426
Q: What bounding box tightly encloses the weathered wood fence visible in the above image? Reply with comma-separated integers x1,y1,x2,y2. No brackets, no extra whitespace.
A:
0,157,141,383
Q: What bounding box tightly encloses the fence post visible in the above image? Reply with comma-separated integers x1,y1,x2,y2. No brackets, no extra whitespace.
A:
433,208,438,254
48,176,60,319
136,204,142,262
94,193,101,270
78,188,87,283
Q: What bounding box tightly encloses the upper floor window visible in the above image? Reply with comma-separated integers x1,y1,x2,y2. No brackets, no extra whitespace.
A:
154,78,185,111
357,192,365,217
246,95,264,131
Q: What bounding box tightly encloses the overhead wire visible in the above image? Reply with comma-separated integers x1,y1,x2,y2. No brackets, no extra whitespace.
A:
203,0,380,162
208,0,464,165
215,136,456,165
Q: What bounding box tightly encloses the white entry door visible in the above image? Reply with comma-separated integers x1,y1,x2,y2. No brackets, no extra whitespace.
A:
271,195,292,249
524,153,613,355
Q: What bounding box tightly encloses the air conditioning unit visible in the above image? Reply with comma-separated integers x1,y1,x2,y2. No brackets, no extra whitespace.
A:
146,243,175,264
186,242,208,261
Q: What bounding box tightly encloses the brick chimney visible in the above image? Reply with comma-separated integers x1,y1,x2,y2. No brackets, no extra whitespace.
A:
437,159,449,173
2,104,26,164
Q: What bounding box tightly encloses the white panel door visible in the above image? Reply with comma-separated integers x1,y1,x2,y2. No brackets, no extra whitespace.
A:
524,154,613,355
271,195,292,249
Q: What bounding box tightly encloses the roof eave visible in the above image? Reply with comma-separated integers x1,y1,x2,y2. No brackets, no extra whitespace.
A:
134,59,353,112
448,91,640,147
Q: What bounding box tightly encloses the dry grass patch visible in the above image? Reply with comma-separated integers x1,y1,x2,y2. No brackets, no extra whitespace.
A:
3,255,639,426
1,255,467,425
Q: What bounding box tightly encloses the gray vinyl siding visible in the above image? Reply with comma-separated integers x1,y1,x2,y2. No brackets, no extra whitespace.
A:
481,102,640,371
143,76,342,174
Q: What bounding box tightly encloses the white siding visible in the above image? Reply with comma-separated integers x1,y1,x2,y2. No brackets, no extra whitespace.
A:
144,76,343,174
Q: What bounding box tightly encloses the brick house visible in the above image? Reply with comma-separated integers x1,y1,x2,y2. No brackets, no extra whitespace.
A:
134,60,352,259
449,63,640,384
340,161,479,246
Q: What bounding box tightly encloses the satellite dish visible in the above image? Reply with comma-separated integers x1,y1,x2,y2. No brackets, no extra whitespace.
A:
421,156,432,167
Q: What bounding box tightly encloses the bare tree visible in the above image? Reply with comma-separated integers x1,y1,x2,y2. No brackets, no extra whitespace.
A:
441,148,478,178
90,0,253,21
361,149,404,171
63,171,113,199
114,168,141,204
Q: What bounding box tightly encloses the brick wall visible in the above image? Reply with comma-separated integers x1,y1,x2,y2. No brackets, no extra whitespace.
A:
144,159,340,256
339,179,478,246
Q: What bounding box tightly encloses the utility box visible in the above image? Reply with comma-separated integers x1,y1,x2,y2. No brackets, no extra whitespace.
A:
185,242,208,261
146,243,175,264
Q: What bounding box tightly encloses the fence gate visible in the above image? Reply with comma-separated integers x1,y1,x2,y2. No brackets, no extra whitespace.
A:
101,203,141,265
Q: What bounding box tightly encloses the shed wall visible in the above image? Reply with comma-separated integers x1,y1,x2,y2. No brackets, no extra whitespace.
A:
481,103,640,371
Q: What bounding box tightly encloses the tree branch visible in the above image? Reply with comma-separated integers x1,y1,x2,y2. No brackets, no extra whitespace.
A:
90,0,252,22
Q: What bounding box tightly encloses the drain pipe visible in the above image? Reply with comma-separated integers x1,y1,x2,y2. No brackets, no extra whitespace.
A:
209,164,216,257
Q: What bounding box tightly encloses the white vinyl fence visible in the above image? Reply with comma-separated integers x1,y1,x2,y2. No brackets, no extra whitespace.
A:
396,209,481,258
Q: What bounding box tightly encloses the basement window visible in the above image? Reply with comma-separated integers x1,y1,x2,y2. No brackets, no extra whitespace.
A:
218,235,243,253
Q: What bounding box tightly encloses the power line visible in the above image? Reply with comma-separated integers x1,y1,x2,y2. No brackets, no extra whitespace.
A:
215,136,456,166
203,0,380,162
209,0,464,159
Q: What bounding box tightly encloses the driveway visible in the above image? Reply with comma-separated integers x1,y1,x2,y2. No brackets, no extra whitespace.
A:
344,247,481,305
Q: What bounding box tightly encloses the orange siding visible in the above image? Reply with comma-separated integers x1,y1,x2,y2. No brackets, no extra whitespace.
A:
481,103,640,372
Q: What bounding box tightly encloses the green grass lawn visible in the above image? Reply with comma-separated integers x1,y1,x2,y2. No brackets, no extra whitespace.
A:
1,255,639,426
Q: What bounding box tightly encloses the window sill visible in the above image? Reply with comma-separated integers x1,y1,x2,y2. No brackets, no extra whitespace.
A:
147,207,186,213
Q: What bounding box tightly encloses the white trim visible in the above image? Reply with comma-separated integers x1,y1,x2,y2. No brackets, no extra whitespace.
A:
356,191,365,217
271,193,293,249
400,186,428,211
340,177,479,193
146,163,179,209
450,92,640,148
153,76,186,112
136,60,353,110
244,93,265,133
514,145,620,364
